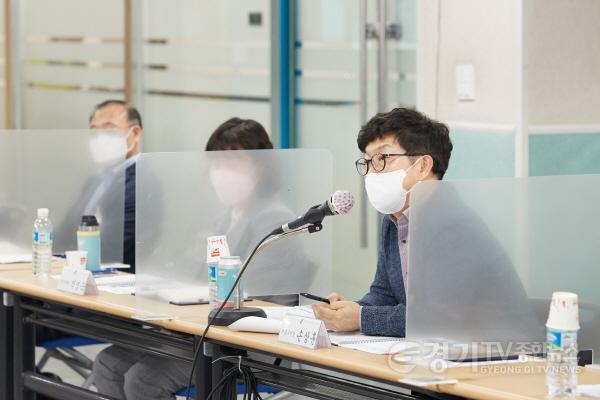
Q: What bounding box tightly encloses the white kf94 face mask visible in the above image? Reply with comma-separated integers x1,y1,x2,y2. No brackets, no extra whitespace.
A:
89,128,135,164
364,158,422,215
209,168,256,208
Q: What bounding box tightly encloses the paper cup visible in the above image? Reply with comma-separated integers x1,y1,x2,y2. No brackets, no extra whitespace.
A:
546,291,580,331
65,250,88,269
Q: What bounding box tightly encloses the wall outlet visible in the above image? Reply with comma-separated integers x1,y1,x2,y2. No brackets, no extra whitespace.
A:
456,64,476,101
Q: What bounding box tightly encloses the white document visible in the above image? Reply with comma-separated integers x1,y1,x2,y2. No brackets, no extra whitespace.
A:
100,286,136,295
577,385,600,398
94,274,135,295
226,306,314,334
0,253,60,264
0,254,32,264
0,242,31,263
95,275,136,286
328,332,418,355
132,313,176,321
228,316,282,333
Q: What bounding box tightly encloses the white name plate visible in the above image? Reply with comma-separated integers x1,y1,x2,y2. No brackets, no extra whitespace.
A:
57,267,98,296
278,315,331,349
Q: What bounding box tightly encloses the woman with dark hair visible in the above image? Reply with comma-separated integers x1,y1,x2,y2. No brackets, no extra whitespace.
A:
206,118,314,298
93,118,313,400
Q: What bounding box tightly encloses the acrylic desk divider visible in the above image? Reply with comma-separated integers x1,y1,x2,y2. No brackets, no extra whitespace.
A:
0,130,125,263
407,175,600,360
135,149,333,315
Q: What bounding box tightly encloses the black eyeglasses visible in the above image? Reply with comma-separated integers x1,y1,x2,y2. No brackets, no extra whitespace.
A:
355,153,424,176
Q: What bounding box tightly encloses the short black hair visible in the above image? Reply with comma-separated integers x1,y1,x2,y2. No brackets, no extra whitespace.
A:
357,107,453,179
205,118,273,151
90,99,143,129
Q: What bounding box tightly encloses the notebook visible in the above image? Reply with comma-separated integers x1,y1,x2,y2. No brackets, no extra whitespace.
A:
328,332,420,355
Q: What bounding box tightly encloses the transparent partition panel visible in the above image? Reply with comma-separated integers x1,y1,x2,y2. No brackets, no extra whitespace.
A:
408,176,600,356
0,130,125,262
136,150,333,306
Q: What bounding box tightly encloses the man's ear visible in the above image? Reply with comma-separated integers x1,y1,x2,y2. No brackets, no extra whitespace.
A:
419,155,435,178
132,126,142,143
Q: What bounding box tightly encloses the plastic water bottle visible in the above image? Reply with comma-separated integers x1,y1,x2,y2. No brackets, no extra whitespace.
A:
546,328,578,396
546,292,579,397
207,236,230,306
32,208,53,276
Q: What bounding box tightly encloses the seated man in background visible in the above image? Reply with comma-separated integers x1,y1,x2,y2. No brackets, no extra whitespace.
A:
88,100,143,272
93,118,281,400
37,101,142,341
34,101,144,394
54,100,142,272
313,107,453,336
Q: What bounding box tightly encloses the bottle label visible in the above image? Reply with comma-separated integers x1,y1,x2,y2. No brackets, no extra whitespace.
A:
208,263,217,282
547,329,577,353
33,230,53,244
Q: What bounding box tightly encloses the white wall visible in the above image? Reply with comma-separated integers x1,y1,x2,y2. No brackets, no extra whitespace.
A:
417,0,518,124
527,0,600,125
418,0,600,126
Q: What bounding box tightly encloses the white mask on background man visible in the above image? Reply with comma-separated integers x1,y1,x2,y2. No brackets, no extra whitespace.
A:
89,131,128,164
364,158,422,215
209,168,256,208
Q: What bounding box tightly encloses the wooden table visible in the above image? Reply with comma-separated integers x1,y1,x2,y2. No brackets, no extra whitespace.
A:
1,267,599,400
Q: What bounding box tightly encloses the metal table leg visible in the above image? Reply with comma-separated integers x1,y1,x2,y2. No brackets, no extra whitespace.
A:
13,295,35,400
0,290,14,400
209,343,226,400
195,342,213,400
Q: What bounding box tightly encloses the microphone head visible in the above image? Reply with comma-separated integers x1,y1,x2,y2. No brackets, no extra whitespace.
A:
330,190,354,215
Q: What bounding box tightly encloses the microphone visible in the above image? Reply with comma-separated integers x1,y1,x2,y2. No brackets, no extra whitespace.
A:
272,190,354,235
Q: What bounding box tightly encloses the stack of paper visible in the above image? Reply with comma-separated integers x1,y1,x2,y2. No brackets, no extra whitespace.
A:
95,275,136,295
0,254,33,264
0,242,31,263
228,306,315,333
259,306,315,320
328,332,416,355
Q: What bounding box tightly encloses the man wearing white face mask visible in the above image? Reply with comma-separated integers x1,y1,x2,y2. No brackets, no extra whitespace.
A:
313,107,453,336
35,101,145,389
88,100,143,272
89,100,142,160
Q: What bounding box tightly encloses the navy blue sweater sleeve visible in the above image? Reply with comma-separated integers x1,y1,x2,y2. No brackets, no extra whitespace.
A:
360,305,406,337
356,217,406,337
357,227,397,307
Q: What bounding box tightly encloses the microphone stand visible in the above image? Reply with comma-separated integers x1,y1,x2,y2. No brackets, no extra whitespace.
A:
207,223,323,326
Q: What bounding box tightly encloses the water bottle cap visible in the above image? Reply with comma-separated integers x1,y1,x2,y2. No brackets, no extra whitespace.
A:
37,208,49,218
80,215,99,227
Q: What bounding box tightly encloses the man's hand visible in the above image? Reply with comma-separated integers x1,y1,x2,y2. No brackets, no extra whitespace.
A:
312,301,361,332
326,292,345,303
